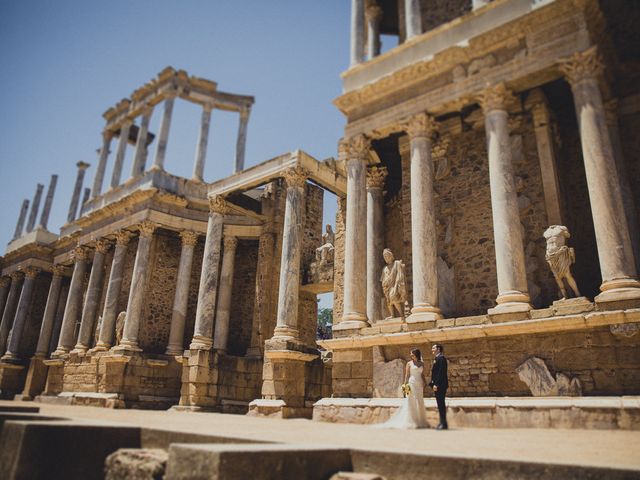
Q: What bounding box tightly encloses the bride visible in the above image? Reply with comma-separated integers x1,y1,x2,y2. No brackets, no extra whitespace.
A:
376,348,429,429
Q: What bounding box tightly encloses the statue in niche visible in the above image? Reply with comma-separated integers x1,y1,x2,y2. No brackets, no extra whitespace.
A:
380,248,407,319
308,224,335,284
543,225,581,300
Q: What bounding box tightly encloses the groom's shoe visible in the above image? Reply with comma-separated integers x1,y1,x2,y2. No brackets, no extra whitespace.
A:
436,424,448,430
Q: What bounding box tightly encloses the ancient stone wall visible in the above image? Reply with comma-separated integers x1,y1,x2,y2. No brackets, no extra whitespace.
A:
333,198,347,323
298,291,318,348
227,240,258,356
216,354,262,406
305,360,332,402
420,0,472,33
331,347,374,398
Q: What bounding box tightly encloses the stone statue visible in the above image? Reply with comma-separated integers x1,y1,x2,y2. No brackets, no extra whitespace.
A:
543,225,580,299
322,224,335,247
380,248,407,319
115,311,126,346
308,224,335,284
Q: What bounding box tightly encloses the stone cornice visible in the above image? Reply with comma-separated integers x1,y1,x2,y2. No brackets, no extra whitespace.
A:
558,46,604,87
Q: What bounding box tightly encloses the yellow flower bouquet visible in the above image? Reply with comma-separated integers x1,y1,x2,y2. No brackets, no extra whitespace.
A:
401,383,411,397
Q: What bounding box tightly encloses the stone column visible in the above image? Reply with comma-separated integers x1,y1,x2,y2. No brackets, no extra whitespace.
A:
0,273,23,356
13,200,29,240
472,0,491,9
234,107,250,173
559,48,640,303
405,0,422,39
213,236,238,351
405,113,442,322
130,107,153,178
341,135,370,327
0,278,10,333
94,230,131,350
2,267,40,361
73,240,110,352
272,167,308,341
151,94,176,171
110,121,132,188
52,247,89,356
39,174,58,230
366,166,387,323
34,265,65,358
350,0,365,66
366,4,383,60
165,230,198,355
92,131,113,199
479,84,531,313
26,184,44,233
193,103,213,182
190,196,227,350
117,221,156,352
67,161,90,223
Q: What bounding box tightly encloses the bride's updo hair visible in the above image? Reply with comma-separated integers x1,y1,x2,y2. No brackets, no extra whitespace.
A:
411,348,422,361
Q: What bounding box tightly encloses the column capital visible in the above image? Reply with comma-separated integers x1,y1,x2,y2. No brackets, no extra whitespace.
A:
76,161,91,171
366,165,388,189
180,230,199,247
344,134,371,161
94,238,111,254
203,102,214,113
137,220,157,238
22,266,40,279
223,236,238,250
140,104,154,117
366,4,383,21
281,166,309,189
208,195,230,215
239,105,251,120
0,276,10,288
404,112,437,139
10,271,24,282
102,130,115,141
72,246,89,262
478,83,517,114
114,229,132,246
559,47,603,87
51,264,67,277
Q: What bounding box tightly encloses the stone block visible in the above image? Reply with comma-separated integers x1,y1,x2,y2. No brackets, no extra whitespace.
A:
436,319,455,328
332,362,352,379
333,350,363,363
105,448,168,480
351,361,373,379
455,315,489,327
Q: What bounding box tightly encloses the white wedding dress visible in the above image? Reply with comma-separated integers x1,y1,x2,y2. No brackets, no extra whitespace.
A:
376,361,429,429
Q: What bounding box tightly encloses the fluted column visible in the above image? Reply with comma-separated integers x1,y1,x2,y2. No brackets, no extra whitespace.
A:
151,94,176,171
94,230,131,351
272,167,308,340
366,166,387,323
110,121,132,188
193,103,213,182
213,236,238,351
73,240,110,352
39,174,58,229
67,161,90,223
13,200,30,240
405,113,442,321
26,184,44,233
234,107,250,173
2,267,40,361
342,135,369,327
131,107,153,178
34,265,65,358
479,84,531,313
190,196,227,349
53,247,89,356
165,230,198,355
366,4,383,60
0,272,23,355
117,221,156,352
405,0,422,39
560,48,640,303
92,131,113,198
350,0,365,66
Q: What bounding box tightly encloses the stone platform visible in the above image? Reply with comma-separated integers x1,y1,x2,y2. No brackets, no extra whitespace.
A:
312,396,640,430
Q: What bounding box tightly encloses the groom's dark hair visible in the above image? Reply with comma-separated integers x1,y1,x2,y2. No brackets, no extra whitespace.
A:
434,344,444,353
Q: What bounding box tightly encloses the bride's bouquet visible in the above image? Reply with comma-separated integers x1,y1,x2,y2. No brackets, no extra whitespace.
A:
401,383,411,397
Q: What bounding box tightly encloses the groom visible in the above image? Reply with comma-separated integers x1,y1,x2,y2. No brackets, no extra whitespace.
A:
429,344,448,430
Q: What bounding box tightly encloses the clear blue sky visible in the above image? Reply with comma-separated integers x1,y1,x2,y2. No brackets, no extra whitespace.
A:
0,1,350,256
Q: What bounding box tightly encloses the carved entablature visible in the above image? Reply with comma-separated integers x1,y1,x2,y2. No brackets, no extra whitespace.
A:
281,166,309,189
558,46,604,87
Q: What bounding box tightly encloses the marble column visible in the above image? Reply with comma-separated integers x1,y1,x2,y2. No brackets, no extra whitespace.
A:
92,131,113,199
405,0,422,39
234,107,250,173
165,230,198,355
151,94,176,171
67,161,90,223
342,135,370,327
117,221,156,351
479,84,531,313
190,196,227,350
2,267,40,361
193,103,213,182
0,277,10,332
273,167,308,340
39,174,58,230
0,272,23,356
94,230,131,351
53,247,89,356
366,166,387,323
110,121,132,188
26,184,44,233
405,113,442,321
366,4,383,60
213,236,238,351
13,200,30,240
73,239,110,352
131,107,153,178
34,265,65,358
350,0,365,66
560,48,640,303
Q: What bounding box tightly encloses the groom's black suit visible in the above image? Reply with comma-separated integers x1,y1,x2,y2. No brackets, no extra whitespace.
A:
429,353,448,429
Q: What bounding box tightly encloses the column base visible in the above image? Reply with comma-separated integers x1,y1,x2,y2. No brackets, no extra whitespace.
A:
336,310,368,332
111,340,142,354
488,301,531,315
165,346,185,356
90,343,110,353
408,304,442,326
70,344,89,355
271,326,300,341
50,347,70,359
596,278,640,307
189,335,213,350
0,352,22,364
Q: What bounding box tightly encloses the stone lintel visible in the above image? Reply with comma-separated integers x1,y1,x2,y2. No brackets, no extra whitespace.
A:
42,359,64,367
264,350,318,362
145,359,169,367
